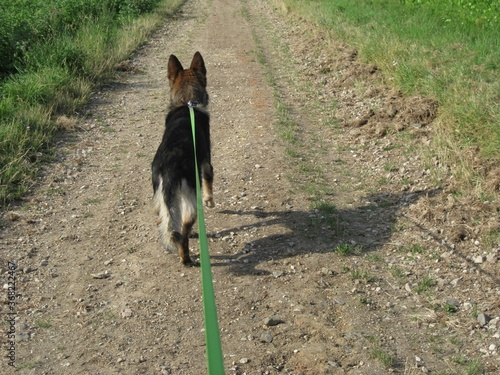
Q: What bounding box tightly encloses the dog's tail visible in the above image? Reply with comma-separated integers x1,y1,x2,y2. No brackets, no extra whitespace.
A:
153,176,197,253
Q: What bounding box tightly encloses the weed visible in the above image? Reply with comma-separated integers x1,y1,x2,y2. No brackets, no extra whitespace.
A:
452,356,483,375
359,297,371,305
371,347,395,369
383,162,399,172
351,269,375,283
443,304,458,314
415,275,436,294
390,266,405,279
409,244,425,254
335,243,358,256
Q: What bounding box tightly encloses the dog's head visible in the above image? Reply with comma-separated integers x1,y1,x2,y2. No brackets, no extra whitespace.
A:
167,52,208,109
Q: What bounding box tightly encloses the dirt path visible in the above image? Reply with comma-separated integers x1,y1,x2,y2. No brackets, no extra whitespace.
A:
1,0,498,374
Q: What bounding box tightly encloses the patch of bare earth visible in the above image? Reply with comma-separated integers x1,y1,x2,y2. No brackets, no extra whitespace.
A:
1,0,498,374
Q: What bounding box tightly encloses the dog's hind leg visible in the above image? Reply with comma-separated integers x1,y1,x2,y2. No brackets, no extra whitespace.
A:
179,218,196,265
153,178,176,252
176,180,198,266
201,161,214,208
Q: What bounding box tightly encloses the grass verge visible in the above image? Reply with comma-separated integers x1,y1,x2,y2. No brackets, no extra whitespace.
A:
276,0,500,196
0,0,184,205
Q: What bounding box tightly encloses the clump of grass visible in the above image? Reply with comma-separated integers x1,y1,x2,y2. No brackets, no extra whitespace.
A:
371,347,396,369
351,269,375,283
335,243,361,256
452,356,483,375
443,303,458,314
415,275,436,294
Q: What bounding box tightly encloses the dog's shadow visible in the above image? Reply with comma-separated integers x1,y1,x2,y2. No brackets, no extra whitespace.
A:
206,189,440,275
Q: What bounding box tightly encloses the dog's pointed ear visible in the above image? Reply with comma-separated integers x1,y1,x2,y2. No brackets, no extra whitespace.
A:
168,54,184,86
190,51,207,76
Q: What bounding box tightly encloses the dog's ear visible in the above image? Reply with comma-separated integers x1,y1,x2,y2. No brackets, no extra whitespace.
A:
190,51,207,77
168,54,184,86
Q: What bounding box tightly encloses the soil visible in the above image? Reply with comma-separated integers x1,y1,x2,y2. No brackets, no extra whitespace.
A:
1,0,499,374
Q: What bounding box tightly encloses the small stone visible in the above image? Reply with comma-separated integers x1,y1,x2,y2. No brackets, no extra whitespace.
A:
121,308,133,318
329,361,340,368
477,313,491,327
488,317,499,329
321,268,334,276
91,271,110,279
40,259,49,267
489,344,497,351
450,278,460,287
23,266,35,274
255,164,262,169
259,332,273,343
264,317,283,326
445,299,460,308
404,283,413,292
239,358,250,364
472,255,485,264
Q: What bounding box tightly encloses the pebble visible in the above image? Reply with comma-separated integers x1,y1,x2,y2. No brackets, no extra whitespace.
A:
472,255,485,264
259,332,273,343
91,271,110,279
121,308,133,318
264,317,284,326
239,358,250,364
272,271,284,278
445,299,460,308
477,313,491,327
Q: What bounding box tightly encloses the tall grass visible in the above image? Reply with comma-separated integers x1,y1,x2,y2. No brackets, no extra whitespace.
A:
278,0,500,193
0,0,183,204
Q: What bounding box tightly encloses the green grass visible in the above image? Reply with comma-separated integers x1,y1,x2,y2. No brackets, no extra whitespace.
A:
279,0,500,195
371,347,396,369
0,0,184,205
415,275,436,294
452,356,484,375
335,243,361,256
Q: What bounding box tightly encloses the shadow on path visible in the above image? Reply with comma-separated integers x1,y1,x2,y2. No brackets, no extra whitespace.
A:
209,188,440,275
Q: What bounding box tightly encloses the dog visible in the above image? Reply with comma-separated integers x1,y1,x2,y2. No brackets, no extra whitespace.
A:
151,52,214,266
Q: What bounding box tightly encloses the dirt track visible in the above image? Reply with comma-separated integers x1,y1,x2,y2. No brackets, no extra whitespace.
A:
1,0,499,374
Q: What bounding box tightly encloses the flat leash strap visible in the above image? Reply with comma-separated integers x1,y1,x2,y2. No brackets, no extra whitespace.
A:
189,105,225,375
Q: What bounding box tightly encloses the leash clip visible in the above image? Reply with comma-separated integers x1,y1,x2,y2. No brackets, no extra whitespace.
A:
188,100,198,108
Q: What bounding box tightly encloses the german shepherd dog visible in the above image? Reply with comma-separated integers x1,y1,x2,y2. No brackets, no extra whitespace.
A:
152,52,214,266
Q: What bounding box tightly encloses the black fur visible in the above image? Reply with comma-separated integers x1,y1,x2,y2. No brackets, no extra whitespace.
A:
152,106,212,205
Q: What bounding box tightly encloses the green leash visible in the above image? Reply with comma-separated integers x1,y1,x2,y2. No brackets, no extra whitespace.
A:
189,104,225,375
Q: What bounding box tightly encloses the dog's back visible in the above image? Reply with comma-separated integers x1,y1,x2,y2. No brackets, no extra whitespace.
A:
152,52,214,266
